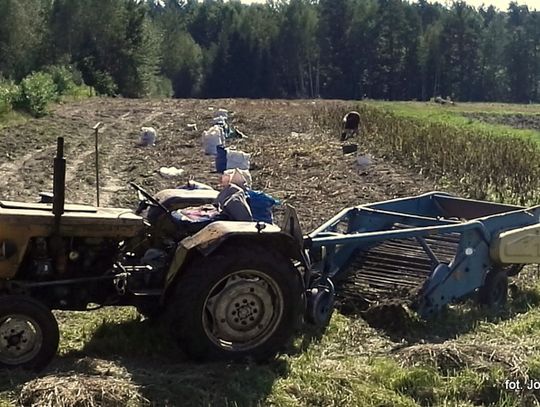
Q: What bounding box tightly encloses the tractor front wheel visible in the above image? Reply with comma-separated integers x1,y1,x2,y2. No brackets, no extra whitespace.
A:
0,296,59,371
166,243,303,361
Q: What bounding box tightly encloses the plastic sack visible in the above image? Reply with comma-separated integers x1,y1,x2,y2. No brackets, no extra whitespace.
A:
218,121,231,138
247,190,279,224
213,108,228,120
226,149,250,170
159,166,184,178
174,205,220,222
221,168,252,189
357,154,373,167
140,127,157,146
202,125,225,155
216,147,251,172
212,116,227,125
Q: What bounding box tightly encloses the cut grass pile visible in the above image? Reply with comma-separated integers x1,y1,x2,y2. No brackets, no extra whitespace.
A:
19,364,146,407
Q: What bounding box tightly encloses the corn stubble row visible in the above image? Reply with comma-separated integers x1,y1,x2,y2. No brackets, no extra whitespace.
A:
313,103,540,206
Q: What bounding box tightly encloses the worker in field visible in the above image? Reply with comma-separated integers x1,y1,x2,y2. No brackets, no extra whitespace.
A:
341,111,360,141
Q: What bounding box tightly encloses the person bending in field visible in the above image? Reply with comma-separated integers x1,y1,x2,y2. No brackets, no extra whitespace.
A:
341,111,360,141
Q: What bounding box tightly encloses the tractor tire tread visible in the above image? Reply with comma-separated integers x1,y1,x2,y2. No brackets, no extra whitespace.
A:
0,295,59,371
165,243,303,362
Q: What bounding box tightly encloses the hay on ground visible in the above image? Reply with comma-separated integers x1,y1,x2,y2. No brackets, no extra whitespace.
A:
19,372,148,407
394,342,527,379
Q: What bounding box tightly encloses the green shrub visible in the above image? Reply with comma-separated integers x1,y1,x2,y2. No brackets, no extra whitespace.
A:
64,84,95,99
17,72,57,117
43,65,95,99
95,71,118,96
0,80,20,114
148,75,173,98
79,57,118,96
70,66,84,86
44,65,76,96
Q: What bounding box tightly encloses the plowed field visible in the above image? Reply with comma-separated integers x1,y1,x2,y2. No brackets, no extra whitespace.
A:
0,98,434,231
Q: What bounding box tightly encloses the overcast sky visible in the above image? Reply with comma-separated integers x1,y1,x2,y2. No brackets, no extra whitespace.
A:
239,0,540,11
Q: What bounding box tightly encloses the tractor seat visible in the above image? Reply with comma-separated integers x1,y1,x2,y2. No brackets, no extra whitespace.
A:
155,188,219,209
147,188,219,223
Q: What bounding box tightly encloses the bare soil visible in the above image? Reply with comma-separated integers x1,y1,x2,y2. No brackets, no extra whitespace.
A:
0,98,435,232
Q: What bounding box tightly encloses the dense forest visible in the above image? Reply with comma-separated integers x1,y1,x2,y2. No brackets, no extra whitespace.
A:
0,0,539,103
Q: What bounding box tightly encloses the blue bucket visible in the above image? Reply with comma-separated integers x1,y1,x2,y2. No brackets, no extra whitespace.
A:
215,145,227,173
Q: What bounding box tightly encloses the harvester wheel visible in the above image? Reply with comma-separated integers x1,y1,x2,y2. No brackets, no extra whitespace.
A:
479,269,508,310
0,296,59,371
305,283,335,326
166,243,303,361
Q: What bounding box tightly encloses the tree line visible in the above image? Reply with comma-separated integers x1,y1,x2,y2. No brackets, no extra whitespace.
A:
1,0,539,103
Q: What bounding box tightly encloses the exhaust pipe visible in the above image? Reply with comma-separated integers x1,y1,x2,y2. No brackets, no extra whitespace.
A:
52,137,66,231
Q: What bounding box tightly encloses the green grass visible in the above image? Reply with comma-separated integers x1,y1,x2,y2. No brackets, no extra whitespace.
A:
0,84,93,128
1,270,540,406
368,101,540,143
0,110,29,129
59,84,96,102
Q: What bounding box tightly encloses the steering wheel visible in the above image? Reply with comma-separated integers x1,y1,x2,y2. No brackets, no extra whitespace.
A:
129,182,170,214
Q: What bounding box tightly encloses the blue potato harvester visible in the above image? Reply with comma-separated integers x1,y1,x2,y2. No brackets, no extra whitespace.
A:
304,192,540,322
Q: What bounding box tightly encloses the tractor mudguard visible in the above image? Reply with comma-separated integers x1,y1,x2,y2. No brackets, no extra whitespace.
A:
163,221,305,294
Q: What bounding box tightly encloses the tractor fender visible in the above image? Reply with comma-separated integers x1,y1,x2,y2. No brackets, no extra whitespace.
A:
163,221,304,297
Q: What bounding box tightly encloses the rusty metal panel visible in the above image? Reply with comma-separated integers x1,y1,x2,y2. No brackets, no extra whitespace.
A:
181,221,281,251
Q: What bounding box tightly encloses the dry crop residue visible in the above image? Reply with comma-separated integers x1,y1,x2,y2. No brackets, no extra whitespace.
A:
0,98,435,231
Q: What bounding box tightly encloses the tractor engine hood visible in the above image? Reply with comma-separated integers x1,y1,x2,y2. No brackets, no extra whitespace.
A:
0,200,144,238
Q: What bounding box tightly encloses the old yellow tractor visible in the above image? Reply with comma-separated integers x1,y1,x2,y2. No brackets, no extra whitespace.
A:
0,138,305,370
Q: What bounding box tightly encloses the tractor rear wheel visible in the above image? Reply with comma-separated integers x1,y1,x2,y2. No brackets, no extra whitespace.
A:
0,296,59,371
166,243,303,361
479,269,508,310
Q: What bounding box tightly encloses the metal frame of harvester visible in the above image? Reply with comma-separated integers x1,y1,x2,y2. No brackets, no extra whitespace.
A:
306,192,540,320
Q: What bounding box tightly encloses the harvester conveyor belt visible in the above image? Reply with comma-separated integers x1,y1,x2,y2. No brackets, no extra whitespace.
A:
339,229,460,302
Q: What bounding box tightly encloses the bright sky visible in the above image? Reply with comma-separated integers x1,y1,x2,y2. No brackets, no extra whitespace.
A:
240,0,540,11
